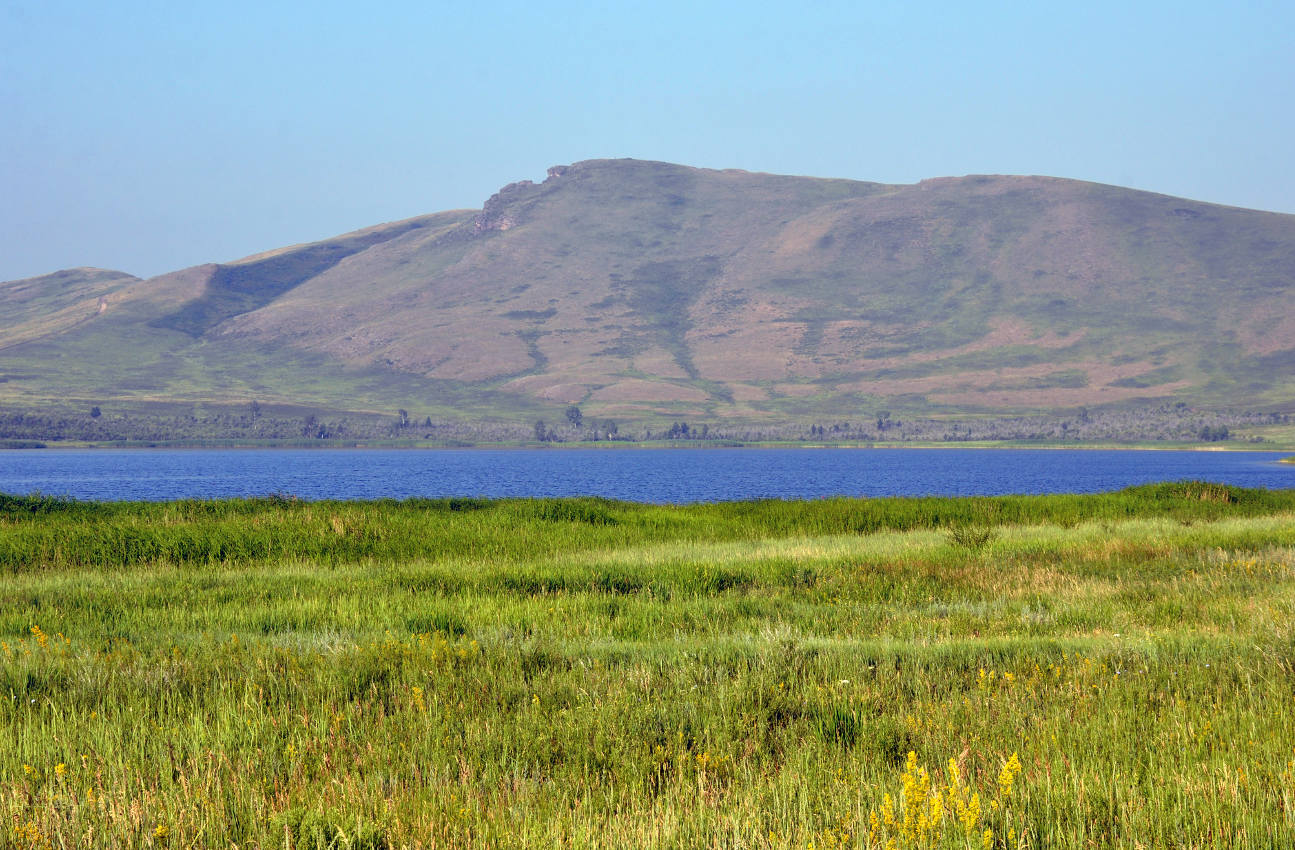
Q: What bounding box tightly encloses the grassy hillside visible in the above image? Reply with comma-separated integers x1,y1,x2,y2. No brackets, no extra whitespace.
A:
0,268,139,350
4,160,1295,428
3,484,1294,847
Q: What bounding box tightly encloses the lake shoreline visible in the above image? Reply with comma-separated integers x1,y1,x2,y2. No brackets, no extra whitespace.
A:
3,439,1290,452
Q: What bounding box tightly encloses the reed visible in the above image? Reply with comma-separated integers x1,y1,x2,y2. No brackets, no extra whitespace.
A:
2,484,1294,847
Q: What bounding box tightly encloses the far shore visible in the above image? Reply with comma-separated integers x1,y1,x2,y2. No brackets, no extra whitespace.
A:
3,438,1293,454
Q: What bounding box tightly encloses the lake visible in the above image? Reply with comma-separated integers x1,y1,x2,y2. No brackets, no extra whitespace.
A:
0,447,1291,502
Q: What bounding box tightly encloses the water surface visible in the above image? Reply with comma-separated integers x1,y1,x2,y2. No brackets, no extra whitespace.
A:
0,448,1291,502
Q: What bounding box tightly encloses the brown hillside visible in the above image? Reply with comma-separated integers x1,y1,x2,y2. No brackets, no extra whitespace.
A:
3,160,1294,421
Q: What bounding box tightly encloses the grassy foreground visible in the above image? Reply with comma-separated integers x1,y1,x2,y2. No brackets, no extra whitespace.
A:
3,484,1295,848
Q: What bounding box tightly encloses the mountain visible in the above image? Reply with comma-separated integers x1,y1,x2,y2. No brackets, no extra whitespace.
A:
3,159,1294,425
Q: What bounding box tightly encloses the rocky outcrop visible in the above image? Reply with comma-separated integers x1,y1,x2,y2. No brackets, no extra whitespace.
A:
474,180,537,233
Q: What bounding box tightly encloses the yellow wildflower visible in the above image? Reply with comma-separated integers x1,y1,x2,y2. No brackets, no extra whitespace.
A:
998,752,1022,797
961,792,981,833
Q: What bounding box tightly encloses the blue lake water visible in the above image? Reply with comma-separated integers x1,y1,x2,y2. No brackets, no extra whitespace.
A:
0,448,1291,502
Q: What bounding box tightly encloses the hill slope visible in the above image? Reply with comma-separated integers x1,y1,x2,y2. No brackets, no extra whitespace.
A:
3,159,1294,424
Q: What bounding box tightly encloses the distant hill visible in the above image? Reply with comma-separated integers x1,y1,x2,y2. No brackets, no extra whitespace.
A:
3,159,1294,425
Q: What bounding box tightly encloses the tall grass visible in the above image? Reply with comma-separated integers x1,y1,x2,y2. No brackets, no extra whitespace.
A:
2,482,1290,572
2,484,1294,847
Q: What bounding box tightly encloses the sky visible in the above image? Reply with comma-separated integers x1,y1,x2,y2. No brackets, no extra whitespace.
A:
2,0,1292,281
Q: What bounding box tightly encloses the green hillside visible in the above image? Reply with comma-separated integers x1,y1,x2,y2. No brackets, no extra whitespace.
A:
3,159,1294,427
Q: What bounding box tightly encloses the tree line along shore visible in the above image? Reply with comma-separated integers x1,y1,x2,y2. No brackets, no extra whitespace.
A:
0,403,1288,449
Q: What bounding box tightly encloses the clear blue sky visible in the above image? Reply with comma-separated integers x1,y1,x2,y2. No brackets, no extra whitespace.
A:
2,0,1292,281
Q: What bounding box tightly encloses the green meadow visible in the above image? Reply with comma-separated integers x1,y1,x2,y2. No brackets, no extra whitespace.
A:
3,484,1295,848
